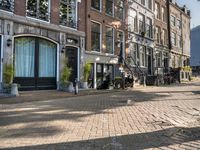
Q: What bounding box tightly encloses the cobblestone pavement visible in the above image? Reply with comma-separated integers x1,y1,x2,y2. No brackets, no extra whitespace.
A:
0,81,200,150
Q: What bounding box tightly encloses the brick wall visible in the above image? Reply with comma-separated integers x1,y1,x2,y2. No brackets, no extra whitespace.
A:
85,0,128,56
14,0,26,16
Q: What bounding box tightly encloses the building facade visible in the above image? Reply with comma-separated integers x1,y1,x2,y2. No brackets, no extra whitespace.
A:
84,0,127,89
154,0,169,83
127,0,154,85
191,26,200,76
0,0,85,90
168,0,190,68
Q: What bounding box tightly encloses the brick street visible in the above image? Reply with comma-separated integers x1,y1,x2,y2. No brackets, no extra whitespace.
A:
0,81,200,150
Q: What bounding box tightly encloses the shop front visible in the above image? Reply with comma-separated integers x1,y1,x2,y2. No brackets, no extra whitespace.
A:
13,37,58,90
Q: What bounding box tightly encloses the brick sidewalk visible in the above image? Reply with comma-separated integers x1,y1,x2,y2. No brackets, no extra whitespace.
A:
0,81,200,150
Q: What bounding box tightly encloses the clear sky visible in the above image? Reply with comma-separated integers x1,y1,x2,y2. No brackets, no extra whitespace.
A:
177,0,200,29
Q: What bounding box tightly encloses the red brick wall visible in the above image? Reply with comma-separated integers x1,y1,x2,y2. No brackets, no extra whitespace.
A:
14,0,26,16
78,1,86,32
51,0,60,25
85,0,128,56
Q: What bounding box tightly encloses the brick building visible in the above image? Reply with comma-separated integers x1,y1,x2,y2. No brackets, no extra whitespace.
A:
0,0,85,90
83,0,128,89
154,0,169,84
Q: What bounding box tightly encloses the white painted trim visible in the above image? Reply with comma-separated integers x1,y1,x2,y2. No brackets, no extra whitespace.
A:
56,44,60,86
13,34,59,45
0,35,3,82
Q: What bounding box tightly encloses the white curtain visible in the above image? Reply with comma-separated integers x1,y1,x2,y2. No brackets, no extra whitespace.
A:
15,37,35,77
39,39,56,77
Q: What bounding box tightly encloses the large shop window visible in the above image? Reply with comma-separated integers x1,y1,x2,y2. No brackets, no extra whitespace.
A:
0,0,14,12
15,38,35,77
60,0,77,28
105,27,114,54
91,22,101,52
14,37,57,89
26,0,50,21
39,39,56,77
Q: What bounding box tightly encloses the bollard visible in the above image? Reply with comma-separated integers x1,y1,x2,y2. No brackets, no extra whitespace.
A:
74,78,78,95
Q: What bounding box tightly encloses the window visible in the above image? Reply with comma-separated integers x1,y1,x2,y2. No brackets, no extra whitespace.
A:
177,35,181,48
170,15,176,26
140,45,146,67
156,52,162,67
60,0,77,28
177,19,181,29
162,29,167,45
0,0,14,12
138,13,145,33
115,0,124,20
155,2,160,20
130,43,138,66
146,17,152,38
147,0,152,10
91,22,101,52
26,0,50,21
106,0,113,16
141,0,145,5
171,32,176,46
105,27,114,54
91,0,101,11
161,7,167,22
155,26,160,44
128,8,137,32
117,31,124,61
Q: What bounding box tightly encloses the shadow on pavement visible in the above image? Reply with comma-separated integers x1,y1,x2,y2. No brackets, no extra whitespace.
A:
1,127,200,150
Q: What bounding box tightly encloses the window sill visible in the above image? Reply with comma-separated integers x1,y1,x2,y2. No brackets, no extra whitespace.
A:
91,7,102,13
26,16,50,24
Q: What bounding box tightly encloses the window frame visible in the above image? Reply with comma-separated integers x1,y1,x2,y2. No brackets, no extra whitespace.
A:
91,0,102,12
0,0,14,12
26,0,51,22
115,0,124,20
91,21,102,53
59,0,78,29
105,26,114,54
105,0,114,17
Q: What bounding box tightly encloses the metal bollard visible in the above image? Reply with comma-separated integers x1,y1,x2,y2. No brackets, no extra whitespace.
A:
74,78,78,95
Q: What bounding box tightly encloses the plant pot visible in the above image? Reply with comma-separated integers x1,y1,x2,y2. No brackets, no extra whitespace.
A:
82,82,88,89
59,82,74,93
11,83,19,96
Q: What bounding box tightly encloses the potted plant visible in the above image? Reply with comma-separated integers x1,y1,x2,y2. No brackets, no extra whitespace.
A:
59,59,73,92
82,63,91,89
3,63,19,96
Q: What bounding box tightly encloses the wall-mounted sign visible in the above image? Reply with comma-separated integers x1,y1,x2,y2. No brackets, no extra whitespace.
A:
66,35,79,46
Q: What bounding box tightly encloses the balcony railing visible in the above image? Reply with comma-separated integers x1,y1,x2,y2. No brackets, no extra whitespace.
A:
60,19,77,29
0,0,14,12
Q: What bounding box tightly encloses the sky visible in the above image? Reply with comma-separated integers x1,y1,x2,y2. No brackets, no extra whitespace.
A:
177,0,200,29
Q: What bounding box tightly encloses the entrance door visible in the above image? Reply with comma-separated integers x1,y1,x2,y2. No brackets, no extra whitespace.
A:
65,47,78,82
14,37,57,90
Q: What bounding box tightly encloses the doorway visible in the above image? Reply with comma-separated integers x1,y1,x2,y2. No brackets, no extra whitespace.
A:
65,46,78,82
147,48,152,75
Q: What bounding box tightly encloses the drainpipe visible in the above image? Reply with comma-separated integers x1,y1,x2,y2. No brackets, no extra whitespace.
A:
167,0,171,69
